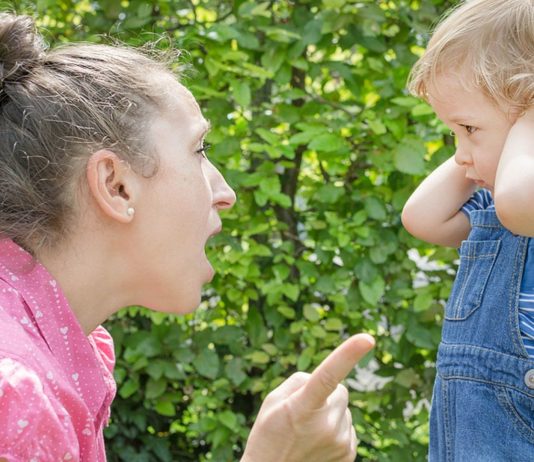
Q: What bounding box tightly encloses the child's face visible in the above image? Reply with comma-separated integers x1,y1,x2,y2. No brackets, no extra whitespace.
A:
428,71,517,191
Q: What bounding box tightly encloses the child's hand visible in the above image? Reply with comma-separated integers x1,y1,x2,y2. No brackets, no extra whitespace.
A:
402,156,473,247
241,334,375,462
494,106,534,236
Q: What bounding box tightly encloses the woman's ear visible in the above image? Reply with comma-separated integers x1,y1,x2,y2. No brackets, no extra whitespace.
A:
86,150,138,223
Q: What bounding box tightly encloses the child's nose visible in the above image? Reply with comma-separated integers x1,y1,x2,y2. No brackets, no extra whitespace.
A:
454,146,472,166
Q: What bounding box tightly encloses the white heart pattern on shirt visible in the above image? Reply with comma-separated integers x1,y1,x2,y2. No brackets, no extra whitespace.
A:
60,326,68,335
63,453,72,461
17,419,28,428
46,371,53,380
35,310,43,318
49,279,57,287
82,428,91,436
72,373,79,381
20,317,29,325
10,275,18,281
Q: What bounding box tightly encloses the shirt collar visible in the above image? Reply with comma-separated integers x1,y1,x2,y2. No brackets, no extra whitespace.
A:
0,238,109,419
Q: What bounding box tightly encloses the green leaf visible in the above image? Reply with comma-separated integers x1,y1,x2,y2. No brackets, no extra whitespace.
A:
193,349,220,380
311,325,327,338
246,306,268,347
302,18,323,45
232,81,251,107
254,189,268,206
364,196,387,221
154,399,176,417
413,292,434,312
396,369,423,388
406,318,440,349
225,358,248,386
289,130,317,145
412,103,434,116
368,119,387,135
249,351,270,364
282,283,300,301
324,317,343,331
218,410,238,431
261,47,286,73
119,379,139,399
315,184,344,203
211,426,231,449
278,306,296,319
136,3,152,17
308,133,346,152
359,277,385,305
145,361,164,380
303,304,321,322
297,347,314,371
264,27,302,43
394,137,427,175
238,1,271,18
391,96,420,107
323,0,346,8
145,377,167,399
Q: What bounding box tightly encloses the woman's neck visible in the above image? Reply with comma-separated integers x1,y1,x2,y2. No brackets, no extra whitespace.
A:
36,235,131,335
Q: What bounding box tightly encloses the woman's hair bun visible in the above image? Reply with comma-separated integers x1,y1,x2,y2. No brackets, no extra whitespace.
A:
0,13,45,87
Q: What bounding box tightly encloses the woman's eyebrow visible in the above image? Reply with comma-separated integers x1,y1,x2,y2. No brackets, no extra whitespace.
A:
200,120,212,138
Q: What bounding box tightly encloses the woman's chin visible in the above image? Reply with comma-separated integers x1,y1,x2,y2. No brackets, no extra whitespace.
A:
206,260,215,282
202,251,216,282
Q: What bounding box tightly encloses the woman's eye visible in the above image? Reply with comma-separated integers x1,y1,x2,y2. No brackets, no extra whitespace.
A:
195,143,212,158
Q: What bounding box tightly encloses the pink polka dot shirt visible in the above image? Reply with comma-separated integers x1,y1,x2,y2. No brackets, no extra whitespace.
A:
0,239,116,461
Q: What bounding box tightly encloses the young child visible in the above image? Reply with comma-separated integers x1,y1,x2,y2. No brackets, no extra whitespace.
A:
0,13,375,462
402,0,534,460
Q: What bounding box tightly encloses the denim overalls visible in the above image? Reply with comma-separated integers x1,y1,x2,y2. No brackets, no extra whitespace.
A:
429,209,534,461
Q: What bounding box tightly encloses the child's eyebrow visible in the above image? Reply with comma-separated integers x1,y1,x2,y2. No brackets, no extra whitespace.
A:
449,114,477,124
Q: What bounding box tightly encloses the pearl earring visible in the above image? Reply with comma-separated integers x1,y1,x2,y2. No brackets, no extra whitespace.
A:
126,207,135,217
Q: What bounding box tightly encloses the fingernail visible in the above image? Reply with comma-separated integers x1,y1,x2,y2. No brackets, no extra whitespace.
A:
359,333,375,347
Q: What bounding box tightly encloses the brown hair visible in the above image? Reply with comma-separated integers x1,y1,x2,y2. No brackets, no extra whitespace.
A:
408,0,534,113
0,13,176,252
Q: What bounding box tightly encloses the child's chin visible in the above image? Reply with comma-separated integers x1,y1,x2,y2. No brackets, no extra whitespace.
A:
475,180,492,191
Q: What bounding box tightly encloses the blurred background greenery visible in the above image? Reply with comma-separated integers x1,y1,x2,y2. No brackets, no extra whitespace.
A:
6,0,460,460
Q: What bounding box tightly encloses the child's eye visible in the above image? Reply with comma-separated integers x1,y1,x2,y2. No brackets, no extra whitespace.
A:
460,124,477,135
195,143,212,158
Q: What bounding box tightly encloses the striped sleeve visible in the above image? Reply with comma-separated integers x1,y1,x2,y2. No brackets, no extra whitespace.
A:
461,189,494,217
518,307,534,357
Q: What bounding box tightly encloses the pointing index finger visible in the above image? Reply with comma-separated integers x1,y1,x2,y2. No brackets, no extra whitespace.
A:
299,333,375,409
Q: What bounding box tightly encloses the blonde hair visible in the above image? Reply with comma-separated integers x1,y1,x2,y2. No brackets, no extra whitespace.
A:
408,0,534,113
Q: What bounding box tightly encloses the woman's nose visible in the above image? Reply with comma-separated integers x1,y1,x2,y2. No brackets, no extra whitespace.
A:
208,162,236,210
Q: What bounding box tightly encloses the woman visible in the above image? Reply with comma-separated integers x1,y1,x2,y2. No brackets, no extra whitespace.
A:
0,13,374,461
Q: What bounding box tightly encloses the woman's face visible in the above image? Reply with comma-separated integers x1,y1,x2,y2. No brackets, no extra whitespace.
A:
128,80,236,313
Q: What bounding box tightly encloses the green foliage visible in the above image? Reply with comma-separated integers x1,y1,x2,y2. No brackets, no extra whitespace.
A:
8,0,461,460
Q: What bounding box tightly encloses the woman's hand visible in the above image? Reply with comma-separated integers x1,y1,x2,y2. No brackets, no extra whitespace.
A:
241,333,375,462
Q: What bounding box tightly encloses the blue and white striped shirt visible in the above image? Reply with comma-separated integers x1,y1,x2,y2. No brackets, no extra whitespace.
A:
462,189,534,358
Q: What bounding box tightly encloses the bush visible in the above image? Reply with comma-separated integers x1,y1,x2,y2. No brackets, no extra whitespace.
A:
11,0,460,460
